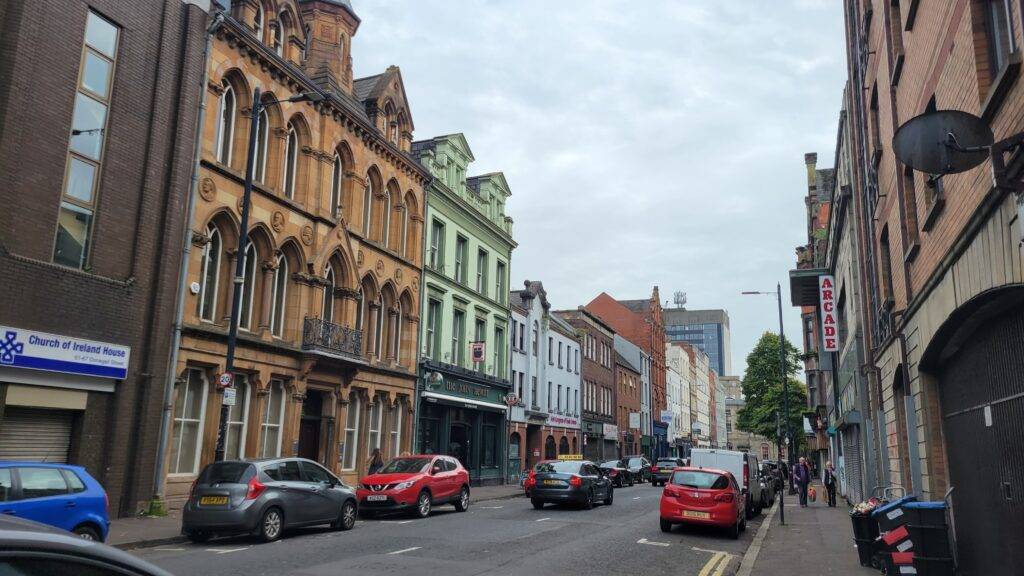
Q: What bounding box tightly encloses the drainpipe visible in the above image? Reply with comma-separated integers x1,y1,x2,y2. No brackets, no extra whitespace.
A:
148,12,225,515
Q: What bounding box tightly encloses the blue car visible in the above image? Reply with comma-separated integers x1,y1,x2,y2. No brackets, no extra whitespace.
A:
0,462,109,541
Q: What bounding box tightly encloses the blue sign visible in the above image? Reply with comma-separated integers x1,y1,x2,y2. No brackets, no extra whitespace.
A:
0,325,130,380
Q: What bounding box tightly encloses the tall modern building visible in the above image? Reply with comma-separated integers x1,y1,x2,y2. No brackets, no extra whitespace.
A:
663,308,731,377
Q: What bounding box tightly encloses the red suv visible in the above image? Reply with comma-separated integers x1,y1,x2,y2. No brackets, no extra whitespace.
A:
356,455,470,518
659,467,746,539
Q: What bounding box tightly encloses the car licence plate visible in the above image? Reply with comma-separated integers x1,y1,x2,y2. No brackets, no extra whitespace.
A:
682,510,710,519
199,496,228,505
366,495,387,501
543,479,562,486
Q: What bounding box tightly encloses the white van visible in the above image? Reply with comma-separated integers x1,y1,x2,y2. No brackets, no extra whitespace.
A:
689,448,764,518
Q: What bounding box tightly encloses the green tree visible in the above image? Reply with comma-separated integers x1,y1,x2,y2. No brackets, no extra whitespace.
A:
736,332,808,449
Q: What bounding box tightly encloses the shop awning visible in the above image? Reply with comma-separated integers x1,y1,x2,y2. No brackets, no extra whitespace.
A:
422,391,508,412
789,267,826,307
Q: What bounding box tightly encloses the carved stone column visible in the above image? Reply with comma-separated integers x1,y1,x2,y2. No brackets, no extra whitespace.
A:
366,301,380,358
386,307,399,362
258,256,278,332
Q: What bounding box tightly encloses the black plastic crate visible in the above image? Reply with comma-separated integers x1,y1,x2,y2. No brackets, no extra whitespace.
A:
872,495,917,532
850,512,880,541
912,555,955,576
902,501,947,528
854,538,876,568
907,524,952,558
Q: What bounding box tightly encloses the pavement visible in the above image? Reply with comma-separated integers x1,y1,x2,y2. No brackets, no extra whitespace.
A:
127,483,760,576
740,482,877,576
110,483,526,549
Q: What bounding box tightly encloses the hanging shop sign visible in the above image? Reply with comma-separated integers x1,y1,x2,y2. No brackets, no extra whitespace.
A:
0,325,130,380
818,275,839,352
470,341,486,363
545,413,580,428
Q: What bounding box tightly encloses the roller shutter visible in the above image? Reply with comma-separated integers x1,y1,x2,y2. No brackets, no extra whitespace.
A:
0,407,74,463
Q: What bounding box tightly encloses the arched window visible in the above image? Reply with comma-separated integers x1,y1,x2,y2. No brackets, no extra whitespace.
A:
197,224,221,321
272,24,283,56
322,264,335,323
238,240,257,330
374,294,384,359
282,123,298,199
381,189,391,246
254,108,269,183
362,175,373,237
253,5,264,39
330,153,342,219
545,436,557,460
215,81,235,165
269,253,287,337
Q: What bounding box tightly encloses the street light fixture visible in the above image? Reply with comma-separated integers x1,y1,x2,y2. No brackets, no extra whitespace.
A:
214,87,325,462
741,282,790,525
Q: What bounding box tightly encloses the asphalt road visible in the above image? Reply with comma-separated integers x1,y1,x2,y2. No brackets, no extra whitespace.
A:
130,484,761,576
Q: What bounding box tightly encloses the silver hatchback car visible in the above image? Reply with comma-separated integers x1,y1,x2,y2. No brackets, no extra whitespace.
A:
182,458,357,543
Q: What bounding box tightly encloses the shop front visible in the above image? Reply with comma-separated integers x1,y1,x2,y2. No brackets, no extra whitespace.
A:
602,423,619,460
417,369,509,486
652,421,669,459
582,420,605,461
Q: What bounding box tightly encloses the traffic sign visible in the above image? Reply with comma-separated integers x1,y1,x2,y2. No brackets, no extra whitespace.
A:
222,386,236,406
218,372,233,388
504,393,520,406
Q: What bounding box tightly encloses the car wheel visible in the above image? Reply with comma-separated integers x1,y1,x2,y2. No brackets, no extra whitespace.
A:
531,498,545,510
604,487,614,506
660,518,672,533
72,525,101,541
628,476,635,487
259,507,284,543
186,531,212,543
454,486,470,512
740,515,747,533
745,496,755,520
415,490,432,518
729,516,741,540
333,500,357,531
583,490,594,510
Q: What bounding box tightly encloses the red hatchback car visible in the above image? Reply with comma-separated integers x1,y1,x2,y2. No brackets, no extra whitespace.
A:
356,455,470,518
660,467,747,539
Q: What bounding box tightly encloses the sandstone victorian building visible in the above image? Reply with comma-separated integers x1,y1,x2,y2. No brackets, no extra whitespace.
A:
165,0,427,500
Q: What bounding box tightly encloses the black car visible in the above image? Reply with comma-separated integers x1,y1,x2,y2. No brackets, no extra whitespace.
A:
651,457,686,486
623,456,652,483
530,460,614,510
598,460,633,487
762,460,788,493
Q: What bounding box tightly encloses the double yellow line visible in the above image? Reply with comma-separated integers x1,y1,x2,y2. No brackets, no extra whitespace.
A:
698,551,732,576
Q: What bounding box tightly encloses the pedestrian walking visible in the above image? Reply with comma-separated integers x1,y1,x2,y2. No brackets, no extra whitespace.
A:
823,460,838,507
367,448,385,475
794,456,811,507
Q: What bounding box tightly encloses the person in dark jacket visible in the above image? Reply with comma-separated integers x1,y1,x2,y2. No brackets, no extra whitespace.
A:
794,457,811,507
367,448,385,475
823,461,838,507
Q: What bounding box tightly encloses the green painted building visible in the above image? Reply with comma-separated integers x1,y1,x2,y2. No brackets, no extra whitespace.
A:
411,134,516,485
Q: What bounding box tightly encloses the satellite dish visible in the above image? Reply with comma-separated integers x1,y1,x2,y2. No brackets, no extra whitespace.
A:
893,110,994,175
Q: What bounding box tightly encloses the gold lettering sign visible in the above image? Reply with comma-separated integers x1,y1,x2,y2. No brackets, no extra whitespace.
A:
444,381,490,399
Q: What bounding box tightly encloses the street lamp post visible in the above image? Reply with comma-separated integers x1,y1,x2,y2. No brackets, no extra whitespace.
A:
742,283,790,525
214,86,324,462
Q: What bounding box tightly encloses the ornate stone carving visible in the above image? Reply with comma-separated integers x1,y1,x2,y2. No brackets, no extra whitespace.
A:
271,211,285,232
190,230,210,247
301,225,314,246
357,250,364,265
236,196,245,214
207,80,225,96
394,268,403,282
375,259,385,275
199,177,216,201
411,276,419,291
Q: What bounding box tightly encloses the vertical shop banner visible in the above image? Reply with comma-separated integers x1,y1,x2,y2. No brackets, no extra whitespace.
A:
818,275,839,352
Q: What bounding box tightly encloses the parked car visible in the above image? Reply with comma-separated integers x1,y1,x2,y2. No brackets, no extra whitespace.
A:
530,459,613,510
690,448,764,518
0,462,109,542
356,455,470,519
651,458,686,486
598,460,633,487
660,467,746,539
762,460,788,493
759,463,777,508
0,515,171,576
523,459,555,497
622,456,652,483
182,458,357,543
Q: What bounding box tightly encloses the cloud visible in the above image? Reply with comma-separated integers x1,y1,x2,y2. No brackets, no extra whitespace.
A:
352,0,846,376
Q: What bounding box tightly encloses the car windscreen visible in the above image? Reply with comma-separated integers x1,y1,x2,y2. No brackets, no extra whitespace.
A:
199,462,255,484
599,460,622,468
627,458,644,467
536,461,582,475
671,470,729,490
378,458,430,474
656,460,679,466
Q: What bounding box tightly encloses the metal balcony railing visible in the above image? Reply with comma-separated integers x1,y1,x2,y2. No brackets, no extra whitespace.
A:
302,317,362,359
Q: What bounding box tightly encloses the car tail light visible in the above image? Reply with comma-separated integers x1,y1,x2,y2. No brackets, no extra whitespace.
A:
245,476,267,500
609,470,618,476
743,462,749,489
664,485,680,498
651,466,659,472
714,492,735,503
569,475,583,488
525,470,536,488
189,480,198,501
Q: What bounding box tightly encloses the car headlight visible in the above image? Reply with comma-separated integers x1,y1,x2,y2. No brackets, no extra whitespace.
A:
357,483,367,490
394,480,416,490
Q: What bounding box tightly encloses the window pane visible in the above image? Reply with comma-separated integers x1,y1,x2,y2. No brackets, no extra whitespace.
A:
65,157,97,204
81,51,112,99
69,93,107,160
0,470,11,502
53,202,92,268
85,11,118,58
19,468,68,499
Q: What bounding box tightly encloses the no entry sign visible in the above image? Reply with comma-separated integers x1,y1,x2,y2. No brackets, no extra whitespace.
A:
818,275,839,352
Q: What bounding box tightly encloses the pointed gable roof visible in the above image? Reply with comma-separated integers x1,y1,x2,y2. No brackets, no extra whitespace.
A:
352,65,415,132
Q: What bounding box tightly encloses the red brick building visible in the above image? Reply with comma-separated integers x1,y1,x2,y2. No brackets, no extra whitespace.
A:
613,351,641,457
554,308,617,461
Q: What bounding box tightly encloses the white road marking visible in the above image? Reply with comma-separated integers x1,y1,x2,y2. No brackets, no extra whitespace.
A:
153,548,185,552
387,546,421,555
383,520,415,524
535,517,551,522
206,546,250,554
633,496,642,500
479,505,504,509
692,546,730,555
637,538,670,547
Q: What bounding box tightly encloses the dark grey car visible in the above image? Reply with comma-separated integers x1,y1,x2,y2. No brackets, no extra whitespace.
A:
530,460,613,510
0,514,171,576
182,458,357,543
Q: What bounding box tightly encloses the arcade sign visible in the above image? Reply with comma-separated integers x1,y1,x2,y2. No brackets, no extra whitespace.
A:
818,275,838,352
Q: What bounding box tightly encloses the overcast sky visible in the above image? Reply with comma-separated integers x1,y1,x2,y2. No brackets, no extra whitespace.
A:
353,1,847,378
